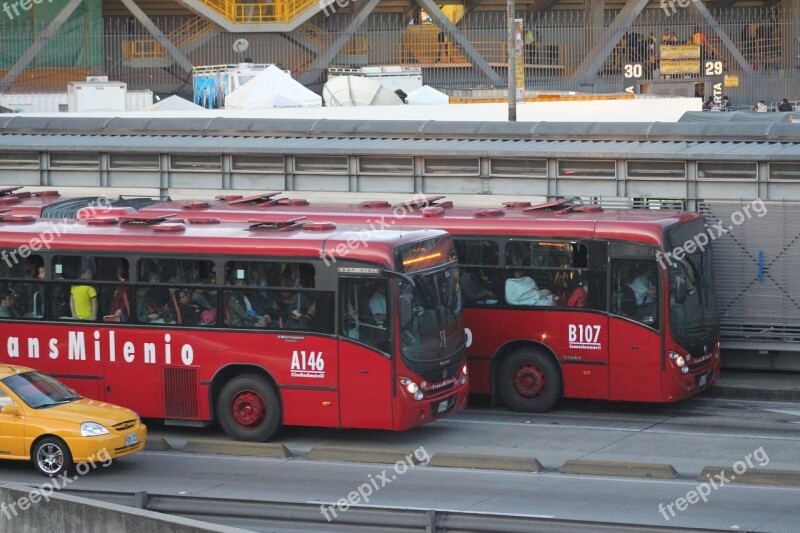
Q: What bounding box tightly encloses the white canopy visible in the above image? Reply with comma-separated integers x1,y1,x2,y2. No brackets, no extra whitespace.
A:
144,95,205,111
322,76,404,107
224,65,322,109
406,85,449,105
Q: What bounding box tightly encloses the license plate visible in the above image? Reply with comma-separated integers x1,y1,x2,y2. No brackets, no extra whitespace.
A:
698,375,708,388
436,400,449,414
125,433,138,446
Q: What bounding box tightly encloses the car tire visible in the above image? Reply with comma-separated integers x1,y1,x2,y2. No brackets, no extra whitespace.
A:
217,375,281,442
32,437,73,478
498,349,561,412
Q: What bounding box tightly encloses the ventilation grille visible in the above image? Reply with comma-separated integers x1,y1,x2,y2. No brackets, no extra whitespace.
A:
164,367,199,418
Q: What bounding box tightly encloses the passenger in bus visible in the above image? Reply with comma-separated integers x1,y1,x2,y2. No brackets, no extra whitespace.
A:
70,266,98,321
226,278,261,327
22,266,46,319
630,265,657,305
505,270,553,306
369,288,387,325
0,289,19,318
284,299,314,331
567,279,587,308
177,290,202,326
107,266,130,322
460,268,497,304
507,241,531,267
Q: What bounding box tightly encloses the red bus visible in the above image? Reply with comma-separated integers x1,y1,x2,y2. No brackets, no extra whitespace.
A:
0,213,468,441
7,190,721,412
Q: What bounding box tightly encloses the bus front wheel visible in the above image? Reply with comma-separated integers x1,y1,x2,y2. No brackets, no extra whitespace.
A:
217,375,281,442
498,349,561,413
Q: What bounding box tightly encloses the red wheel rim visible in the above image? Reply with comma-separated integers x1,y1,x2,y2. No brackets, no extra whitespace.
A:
231,390,266,428
513,364,546,398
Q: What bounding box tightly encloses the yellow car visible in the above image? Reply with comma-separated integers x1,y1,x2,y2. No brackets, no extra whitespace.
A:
0,365,147,477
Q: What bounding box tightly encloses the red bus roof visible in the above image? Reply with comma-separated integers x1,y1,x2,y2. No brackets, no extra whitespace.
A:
136,195,695,247
7,190,699,247
0,216,448,268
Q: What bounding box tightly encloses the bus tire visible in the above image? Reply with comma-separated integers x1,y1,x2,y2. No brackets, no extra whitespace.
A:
498,349,561,413
32,437,73,478
217,375,281,442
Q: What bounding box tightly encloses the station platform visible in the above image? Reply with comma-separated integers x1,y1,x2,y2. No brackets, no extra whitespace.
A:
704,369,800,402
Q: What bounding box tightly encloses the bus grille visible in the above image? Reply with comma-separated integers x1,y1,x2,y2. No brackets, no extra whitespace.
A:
164,367,198,418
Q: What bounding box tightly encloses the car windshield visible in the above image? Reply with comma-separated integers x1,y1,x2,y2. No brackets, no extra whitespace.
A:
1,371,82,409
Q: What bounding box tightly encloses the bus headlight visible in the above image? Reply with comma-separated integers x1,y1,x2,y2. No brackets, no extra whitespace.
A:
668,351,687,368
400,378,424,401
461,364,468,385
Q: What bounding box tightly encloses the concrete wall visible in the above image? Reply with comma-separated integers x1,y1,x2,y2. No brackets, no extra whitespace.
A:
0,484,247,533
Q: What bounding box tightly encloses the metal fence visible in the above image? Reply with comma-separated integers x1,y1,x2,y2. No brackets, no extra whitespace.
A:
0,6,797,104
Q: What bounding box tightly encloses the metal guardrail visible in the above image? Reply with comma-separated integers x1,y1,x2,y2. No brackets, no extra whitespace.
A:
54,488,730,533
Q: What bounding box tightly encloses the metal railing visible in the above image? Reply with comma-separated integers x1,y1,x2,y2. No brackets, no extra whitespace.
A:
197,0,320,24
121,18,218,60
55,488,726,533
0,7,797,103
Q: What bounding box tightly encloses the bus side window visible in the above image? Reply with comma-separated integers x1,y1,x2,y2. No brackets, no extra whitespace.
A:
610,259,658,327
340,278,390,352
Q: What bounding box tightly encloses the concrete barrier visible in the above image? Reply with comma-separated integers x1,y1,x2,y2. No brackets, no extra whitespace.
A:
306,446,420,465
0,484,248,532
181,439,290,458
428,452,543,472
561,460,678,479
144,438,172,452
698,467,800,487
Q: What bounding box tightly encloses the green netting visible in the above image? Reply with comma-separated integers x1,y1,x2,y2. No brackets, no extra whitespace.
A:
0,0,103,68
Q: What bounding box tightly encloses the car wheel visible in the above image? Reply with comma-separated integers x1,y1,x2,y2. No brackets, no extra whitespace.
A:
498,349,561,412
217,375,281,442
33,437,73,478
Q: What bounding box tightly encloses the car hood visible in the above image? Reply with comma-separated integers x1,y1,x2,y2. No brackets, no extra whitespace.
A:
29,398,137,427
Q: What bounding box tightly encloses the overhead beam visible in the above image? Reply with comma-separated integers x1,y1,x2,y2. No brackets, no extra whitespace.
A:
569,0,649,82
0,0,84,91
120,0,194,73
415,0,503,86
690,1,754,73
297,0,381,86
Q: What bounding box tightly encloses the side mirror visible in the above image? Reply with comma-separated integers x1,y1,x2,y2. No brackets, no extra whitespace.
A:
675,275,687,304
1,403,20,416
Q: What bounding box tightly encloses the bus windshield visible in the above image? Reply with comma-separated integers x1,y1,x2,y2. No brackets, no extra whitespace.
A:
399,265,464,364
666,221,720,353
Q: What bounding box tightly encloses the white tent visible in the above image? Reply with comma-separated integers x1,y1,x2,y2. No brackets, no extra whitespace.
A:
407,85,449,105
322,76,404,107
145,95,205,111
224,65,321,109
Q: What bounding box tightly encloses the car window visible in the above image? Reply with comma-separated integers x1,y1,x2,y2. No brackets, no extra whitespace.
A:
0,388,13,409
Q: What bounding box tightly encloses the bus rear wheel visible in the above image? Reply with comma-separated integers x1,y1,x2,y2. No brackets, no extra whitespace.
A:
217,375,281,442
498,349,561,413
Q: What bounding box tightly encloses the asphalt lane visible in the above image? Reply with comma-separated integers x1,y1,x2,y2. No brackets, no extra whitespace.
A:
3,396,800,531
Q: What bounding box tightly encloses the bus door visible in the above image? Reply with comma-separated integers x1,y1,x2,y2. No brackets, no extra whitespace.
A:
337,277,393,429
608,255,662,402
